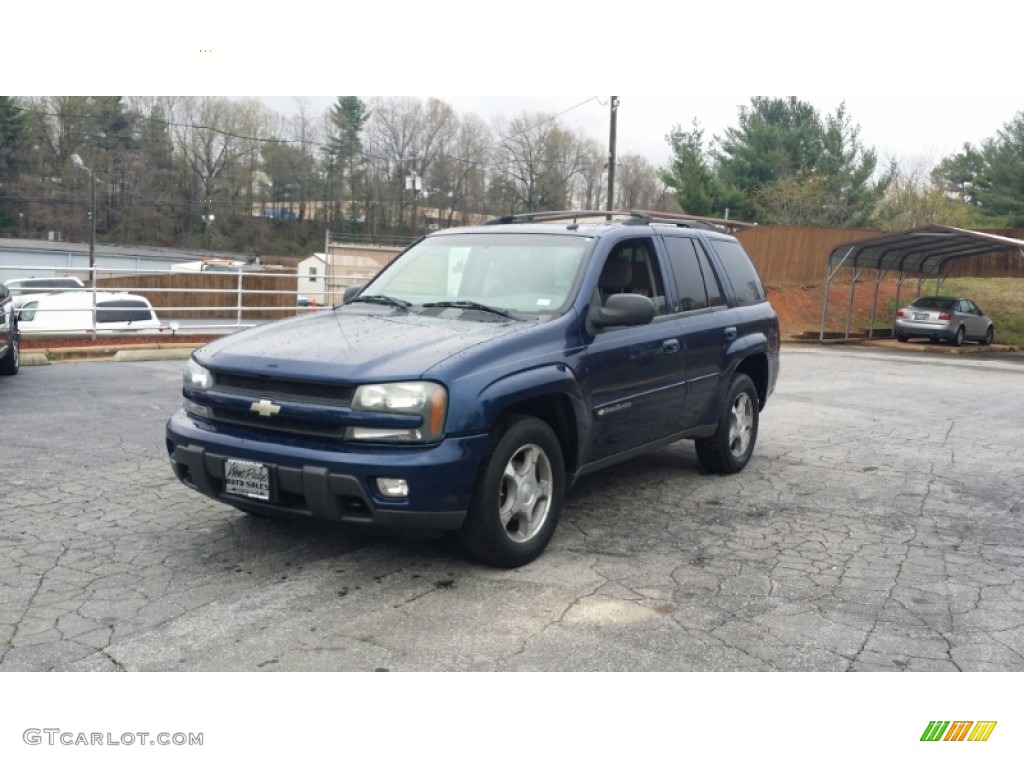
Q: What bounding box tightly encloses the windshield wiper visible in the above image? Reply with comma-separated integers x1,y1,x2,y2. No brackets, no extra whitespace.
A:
421,300,515,319
349,294,411,311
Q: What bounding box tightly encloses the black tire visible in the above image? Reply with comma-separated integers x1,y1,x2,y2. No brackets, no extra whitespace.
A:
695,373,759,475
457,415,564,568
0,328,19,376
981,326,994,346
952,326,965,347
896,334,908,343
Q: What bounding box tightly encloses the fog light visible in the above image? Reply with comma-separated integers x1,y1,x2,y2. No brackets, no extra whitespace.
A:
376,477,409,498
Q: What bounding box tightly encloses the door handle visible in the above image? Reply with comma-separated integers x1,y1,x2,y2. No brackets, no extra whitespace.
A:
662,339,680,354
724,326,737,340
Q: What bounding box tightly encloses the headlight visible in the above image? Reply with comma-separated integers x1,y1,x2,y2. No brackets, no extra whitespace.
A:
184,358,213,391
348,381,447,443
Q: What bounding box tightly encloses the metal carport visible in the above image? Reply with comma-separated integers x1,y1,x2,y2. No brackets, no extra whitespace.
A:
819,225,1024,341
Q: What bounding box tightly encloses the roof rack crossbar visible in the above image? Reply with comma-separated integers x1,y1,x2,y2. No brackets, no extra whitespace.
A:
483,210,622,225
482,209,755,232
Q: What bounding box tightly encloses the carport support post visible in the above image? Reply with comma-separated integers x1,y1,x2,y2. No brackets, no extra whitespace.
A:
819,272,832,342
868,269,886,339
820,246,854,342
844,266,862,340
894,272,904,322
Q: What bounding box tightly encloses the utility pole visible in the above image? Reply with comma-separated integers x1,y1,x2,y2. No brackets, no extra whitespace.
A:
406,160,421,239
72,154,98,339
88,169,96,280
606,96,619,216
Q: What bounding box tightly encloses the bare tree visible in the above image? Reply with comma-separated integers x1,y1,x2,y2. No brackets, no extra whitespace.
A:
167,97,271,225
496,112,584,211
574,138,606,210
614,153,663,210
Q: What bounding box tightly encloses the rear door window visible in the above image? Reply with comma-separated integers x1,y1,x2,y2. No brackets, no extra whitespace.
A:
662,236,725,313
708,239,766,307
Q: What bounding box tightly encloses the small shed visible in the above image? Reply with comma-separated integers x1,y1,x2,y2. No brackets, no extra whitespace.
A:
819,225,1024,340
297,253,328,306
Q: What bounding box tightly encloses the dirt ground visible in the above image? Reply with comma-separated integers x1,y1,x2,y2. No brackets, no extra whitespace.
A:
767,281,905,338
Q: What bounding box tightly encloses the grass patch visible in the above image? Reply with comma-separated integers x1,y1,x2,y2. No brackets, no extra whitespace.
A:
909,277,1024,347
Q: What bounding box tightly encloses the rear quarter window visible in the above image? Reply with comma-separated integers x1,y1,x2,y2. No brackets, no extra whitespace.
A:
96,300,154,324
708,239,766,307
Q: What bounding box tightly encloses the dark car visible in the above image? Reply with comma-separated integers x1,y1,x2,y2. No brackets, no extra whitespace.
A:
0,283,20,375
166,210,780,567
894,296,994,346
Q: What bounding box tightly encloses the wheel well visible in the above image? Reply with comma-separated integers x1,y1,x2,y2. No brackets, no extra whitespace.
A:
501,395,578,476
735,354,768,408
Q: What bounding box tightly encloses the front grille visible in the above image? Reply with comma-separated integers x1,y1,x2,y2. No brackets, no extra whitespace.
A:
211,408,347,439
213,372,354,405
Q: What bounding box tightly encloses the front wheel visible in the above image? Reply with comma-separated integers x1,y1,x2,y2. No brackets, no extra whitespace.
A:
981,326,994,346
695,373,759,474
457,415,564,568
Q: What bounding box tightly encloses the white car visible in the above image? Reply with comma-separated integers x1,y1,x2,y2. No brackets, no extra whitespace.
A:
17,291,162,334
3,276,86,310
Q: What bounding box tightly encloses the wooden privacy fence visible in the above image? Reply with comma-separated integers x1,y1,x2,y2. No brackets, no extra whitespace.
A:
99,272,300,319
736,226,1024,286
90,225,1024,321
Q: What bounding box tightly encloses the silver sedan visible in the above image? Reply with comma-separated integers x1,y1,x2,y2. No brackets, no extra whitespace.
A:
893,296,994,346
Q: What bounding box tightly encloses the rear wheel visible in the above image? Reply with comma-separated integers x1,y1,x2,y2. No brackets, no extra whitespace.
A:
457,415,564,568
0,329,19,376
695,373,759,475
896,334,908,343
953,326,965,347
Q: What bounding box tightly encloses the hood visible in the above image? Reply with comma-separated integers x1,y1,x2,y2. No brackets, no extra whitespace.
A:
198,307,530,381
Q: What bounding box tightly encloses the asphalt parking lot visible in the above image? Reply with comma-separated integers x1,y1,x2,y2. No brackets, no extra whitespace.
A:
1,347,1022,671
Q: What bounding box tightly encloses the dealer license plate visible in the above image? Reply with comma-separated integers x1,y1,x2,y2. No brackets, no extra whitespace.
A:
224,459,270,500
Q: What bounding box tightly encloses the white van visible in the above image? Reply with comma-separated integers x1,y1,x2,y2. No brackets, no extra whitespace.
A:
17,291,162,334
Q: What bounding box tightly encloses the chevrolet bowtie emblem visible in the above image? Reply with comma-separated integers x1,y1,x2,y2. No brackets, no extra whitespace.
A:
250,399,281,417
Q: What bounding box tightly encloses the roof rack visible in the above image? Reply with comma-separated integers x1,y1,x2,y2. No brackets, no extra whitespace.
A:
483,210,615,225
482,209,756,232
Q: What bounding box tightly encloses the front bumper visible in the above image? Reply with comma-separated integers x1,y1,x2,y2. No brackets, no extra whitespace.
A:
166,409,489,530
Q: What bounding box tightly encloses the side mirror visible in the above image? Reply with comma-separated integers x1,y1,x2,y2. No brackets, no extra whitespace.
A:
342,284,364,304
590,293,656,328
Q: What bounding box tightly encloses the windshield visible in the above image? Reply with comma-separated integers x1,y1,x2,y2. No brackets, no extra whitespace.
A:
360,232,592,315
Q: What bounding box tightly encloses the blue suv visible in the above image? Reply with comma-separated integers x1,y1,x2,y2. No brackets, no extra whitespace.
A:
166,211,779,567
